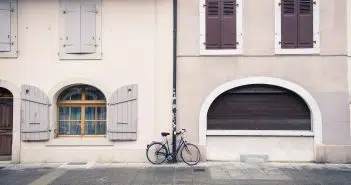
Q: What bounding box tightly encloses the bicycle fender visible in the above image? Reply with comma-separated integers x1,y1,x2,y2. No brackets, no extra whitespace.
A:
146,141,163,148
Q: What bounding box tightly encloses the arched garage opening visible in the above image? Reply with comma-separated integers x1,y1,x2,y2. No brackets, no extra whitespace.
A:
199,77,322,162
207,84,311,131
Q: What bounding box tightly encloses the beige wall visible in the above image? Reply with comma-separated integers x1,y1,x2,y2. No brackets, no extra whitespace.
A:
0,0,173,163
178,57,350,145
177,0,350,149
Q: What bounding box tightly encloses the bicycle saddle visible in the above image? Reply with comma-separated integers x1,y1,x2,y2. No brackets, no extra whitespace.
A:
161,132,170,137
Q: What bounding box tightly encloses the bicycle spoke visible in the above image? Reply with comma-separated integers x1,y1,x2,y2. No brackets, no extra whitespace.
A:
146,143,167,164
181,144,201,165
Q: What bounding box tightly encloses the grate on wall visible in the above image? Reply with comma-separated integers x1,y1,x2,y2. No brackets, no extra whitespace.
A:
67,162,88,165
193,168,206,172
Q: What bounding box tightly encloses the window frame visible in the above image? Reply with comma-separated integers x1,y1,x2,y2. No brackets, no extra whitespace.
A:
0,0,18,58
57,86,107,137
58,0,102,60
275,0,320,55
199,0,243,56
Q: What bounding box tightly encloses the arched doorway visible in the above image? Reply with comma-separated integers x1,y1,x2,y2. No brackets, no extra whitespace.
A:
0,88,13,160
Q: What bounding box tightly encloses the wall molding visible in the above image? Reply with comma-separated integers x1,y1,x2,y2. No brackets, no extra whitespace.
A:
198,77,323,154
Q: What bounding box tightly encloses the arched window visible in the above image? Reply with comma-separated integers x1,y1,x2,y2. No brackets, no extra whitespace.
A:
57,85,106,136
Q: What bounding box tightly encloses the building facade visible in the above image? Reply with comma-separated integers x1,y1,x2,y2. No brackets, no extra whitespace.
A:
0,0,351,163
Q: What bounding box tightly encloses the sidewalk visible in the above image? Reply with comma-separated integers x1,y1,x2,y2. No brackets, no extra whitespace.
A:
0,162,351,185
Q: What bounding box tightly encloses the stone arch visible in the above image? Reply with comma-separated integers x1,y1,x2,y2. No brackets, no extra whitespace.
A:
199,77,323,147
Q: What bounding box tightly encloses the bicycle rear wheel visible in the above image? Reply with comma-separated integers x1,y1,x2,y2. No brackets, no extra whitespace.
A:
181,143,201,166
146,143,168,164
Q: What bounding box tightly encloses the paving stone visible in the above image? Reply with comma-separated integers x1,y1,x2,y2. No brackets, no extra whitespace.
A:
0,168,55,185
0,162,350,185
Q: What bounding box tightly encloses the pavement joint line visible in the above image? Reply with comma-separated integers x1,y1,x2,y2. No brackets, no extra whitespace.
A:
28,169,66,185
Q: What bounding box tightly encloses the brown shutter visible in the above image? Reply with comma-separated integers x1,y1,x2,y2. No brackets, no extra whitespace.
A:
206,0,221,49
298,0,313,48
221,0,236,49
281,0,298,48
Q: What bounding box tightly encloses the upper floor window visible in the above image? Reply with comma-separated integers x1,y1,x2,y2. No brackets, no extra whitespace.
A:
275,0,320,54
57,85,106,136
0,0,17,58
200,0,243,55
59,0,102,60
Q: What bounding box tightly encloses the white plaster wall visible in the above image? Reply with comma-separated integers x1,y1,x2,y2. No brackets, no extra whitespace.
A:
0,0,173,163
207,136,315,162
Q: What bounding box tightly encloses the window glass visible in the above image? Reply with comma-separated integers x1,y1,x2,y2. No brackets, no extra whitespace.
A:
58,85,106,136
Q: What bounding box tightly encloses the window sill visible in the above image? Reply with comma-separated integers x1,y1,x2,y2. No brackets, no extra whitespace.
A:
275,48,320,55
0,51,18,58
59,52,102,60
207,130,314,137
200,49,243,56
46,137,113,147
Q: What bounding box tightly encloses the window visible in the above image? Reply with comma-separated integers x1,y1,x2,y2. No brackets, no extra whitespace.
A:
275,0,320,54
59,0,102,60
200,0,243,55
0,0,17,58
57,85,106,136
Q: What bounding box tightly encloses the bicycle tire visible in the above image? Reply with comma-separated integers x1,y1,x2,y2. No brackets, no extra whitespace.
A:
146,143,168,164
181,143,201,166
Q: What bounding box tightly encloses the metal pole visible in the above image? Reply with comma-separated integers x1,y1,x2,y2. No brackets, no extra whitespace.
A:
172,0,178,163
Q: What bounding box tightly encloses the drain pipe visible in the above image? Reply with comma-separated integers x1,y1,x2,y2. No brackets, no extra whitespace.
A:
171,0,178,163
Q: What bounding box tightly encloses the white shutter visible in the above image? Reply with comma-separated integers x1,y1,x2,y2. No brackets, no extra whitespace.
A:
108,85,138,141
80,3,96,53
21,85,51,141
63,2,81,54
0,1,11,52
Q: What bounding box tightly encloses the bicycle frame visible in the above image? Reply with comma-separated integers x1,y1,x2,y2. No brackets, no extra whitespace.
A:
157,135,187,161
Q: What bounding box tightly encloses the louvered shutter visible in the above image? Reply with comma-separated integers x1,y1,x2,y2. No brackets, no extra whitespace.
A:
108,85,138,141
0,1,11,52
221,0,236,49
63,2,81,54
298,0,313,48
21,85,50,141
80,3,96,53
206,0,221,49
281,0,298,48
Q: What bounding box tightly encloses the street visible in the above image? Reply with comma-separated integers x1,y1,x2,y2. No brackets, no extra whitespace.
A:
0,162,350,185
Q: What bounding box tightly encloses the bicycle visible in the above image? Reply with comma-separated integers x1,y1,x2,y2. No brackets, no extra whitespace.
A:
146,129,201,166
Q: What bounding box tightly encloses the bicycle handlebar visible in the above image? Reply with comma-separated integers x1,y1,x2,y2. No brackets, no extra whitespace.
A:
176,129,186,136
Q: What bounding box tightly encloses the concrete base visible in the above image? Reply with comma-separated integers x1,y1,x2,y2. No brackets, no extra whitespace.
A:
205,136,314,162
316,145,351,163
0,156,11,161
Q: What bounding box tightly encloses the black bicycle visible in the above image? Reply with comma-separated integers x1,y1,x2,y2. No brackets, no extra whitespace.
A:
146,129,201,166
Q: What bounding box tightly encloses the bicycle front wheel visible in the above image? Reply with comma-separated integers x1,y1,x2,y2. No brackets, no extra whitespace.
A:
146,143,168,164
181,143,201,166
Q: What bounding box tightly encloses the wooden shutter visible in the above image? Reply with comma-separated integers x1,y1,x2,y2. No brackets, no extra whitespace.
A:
80,3,97,53
221,0,236,49
21,85,50,141
206,0,221,49
63,2,81,54
281,0,298,48
208,85,311,130
298,0,313,48
108,85,138,141
0,1,11,52
0,101,13,156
